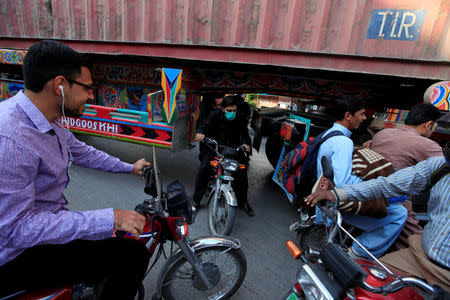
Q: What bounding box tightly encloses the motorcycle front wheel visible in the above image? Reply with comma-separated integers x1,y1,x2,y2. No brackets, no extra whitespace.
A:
208,189,236,236
160,246,247,300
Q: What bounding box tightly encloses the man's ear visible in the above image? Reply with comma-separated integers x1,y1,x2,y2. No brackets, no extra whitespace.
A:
53,76,65,96
344,111,351,120
424,120,433,130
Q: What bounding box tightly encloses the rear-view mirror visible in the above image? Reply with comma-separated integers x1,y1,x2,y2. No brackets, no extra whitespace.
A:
321,156,334,180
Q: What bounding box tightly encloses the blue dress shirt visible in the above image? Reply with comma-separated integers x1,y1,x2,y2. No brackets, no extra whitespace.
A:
316,123,362,188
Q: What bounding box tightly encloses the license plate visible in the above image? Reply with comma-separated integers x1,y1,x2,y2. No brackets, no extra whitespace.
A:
287,292,300,300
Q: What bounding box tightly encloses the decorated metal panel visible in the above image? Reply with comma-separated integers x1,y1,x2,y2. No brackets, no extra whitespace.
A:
92,63,162,87
0,63,193,148
0,80,23,99
0,49,26,65
160,68,182,124
428,81,450,111
198,70,372,100
0,0,448,79
97,83,154,114
61,105,173,148
148,90,165,123
0,79,174,147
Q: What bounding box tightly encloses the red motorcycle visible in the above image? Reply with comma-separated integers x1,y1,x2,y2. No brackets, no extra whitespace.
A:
283,156,449,300
4,147,247,300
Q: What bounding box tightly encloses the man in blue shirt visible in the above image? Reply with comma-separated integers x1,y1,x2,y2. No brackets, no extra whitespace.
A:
315,98,407,259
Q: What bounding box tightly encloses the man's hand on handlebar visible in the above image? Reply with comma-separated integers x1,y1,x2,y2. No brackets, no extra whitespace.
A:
133,158,151,176
195,133,205,142
114,209,146,240
243,144,251,152
305,190,337,207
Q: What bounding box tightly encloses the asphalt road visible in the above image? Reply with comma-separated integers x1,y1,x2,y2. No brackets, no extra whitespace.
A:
65,132,300,299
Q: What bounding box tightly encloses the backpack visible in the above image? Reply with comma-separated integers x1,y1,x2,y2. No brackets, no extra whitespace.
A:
281,130,344,202
429,164,450,188
412,163,450,207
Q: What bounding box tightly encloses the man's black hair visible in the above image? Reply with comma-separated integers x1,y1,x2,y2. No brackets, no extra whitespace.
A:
213,92,225,99
404,103,441,126
221,95,238,108
23,40,86,92
334,97,365,121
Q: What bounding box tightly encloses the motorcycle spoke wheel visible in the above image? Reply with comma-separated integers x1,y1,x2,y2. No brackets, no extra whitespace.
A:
160,246,246,300
208,191,236,236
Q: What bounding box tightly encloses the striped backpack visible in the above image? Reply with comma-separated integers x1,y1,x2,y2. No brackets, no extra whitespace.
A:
281,130,344,202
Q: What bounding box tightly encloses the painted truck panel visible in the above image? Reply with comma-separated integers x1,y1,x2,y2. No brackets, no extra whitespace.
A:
0,65,198,150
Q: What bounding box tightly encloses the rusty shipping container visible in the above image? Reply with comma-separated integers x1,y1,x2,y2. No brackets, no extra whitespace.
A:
0,0,449,79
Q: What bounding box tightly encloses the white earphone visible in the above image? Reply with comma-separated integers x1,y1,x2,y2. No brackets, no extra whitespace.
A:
58,84,74,170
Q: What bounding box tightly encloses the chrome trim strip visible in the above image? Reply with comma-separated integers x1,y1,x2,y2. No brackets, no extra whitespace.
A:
303,264,334,300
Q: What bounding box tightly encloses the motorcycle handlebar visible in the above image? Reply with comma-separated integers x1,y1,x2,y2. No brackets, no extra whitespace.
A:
203,137,249,157
316,200,337,220
362,277,435,294
142,166,151,175
115,230,126,238
203,137,216,145
115,168,153,239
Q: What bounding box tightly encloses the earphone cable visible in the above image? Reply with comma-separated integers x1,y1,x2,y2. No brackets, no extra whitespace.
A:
60,87,74,181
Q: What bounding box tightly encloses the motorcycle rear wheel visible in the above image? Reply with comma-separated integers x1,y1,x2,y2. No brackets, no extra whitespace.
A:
160,246,247,300
208,189,236,236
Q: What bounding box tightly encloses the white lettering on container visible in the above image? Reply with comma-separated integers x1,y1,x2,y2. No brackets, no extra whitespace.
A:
60,117,120,134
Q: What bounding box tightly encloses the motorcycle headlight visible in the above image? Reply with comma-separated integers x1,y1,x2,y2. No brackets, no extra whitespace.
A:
223,160,239,172
297,264,341,300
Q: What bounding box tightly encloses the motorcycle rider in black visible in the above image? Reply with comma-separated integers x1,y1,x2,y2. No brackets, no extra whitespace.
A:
192,95,254,216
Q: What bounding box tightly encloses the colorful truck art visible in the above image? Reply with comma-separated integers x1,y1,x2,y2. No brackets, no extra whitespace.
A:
160,68,182,124
0,49,198,150
92,63,161,87
97,84,153,111
0,80,23,100
427,81,450,111
199,70,372,100
0,49,26,65
61,105,173,147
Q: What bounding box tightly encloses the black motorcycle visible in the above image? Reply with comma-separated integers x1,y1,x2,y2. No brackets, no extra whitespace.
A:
202,137,248,236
